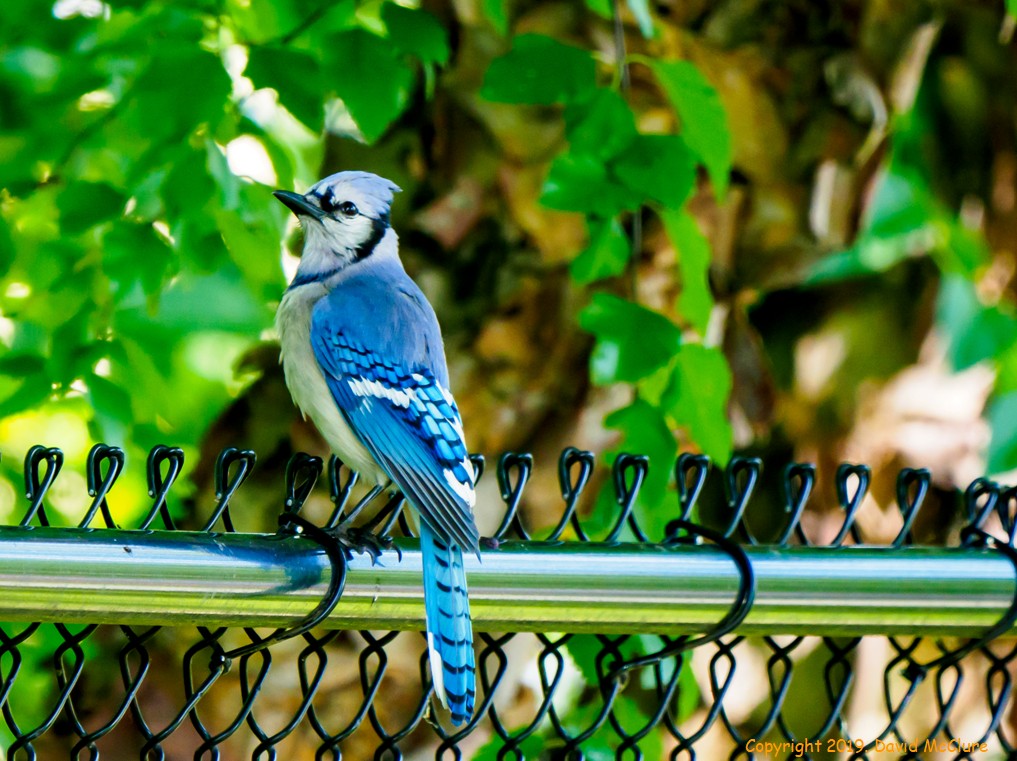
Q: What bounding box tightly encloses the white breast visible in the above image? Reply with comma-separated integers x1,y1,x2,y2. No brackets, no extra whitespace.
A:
276,285,387,484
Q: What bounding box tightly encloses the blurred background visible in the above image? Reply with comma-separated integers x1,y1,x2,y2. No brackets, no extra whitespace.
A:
2,0,1017,757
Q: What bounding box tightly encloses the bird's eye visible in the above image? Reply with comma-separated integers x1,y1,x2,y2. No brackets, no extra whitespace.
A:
317,194,358,217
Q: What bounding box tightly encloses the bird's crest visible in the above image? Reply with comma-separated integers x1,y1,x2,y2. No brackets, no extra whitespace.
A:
308,171,402,221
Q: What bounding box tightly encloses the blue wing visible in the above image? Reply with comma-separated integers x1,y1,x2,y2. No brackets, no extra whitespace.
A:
309,273,479,553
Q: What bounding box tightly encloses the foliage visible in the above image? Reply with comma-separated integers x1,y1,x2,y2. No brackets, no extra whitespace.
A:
481,22,735,535
0,0,734,749
0,0,456,519
0,0,738,534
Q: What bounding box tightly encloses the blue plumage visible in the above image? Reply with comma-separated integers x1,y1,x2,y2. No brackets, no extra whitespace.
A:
275,171,478,726
310,271,479,553
419,521,475,724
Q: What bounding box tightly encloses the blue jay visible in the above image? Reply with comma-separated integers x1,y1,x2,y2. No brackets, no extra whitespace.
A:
273,172,478,726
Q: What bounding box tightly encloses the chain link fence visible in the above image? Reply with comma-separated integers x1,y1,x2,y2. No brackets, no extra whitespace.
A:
0,443,1014,760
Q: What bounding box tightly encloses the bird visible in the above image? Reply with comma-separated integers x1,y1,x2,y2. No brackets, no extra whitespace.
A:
273,171,478,726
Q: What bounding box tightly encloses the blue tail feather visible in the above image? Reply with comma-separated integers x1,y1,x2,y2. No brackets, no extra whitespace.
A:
419,521,475,725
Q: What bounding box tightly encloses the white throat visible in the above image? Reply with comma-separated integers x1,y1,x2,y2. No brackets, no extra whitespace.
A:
293,223,399,284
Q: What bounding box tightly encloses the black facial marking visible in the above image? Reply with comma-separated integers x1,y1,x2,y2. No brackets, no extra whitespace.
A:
318,190,337,213
308,189,328,210
312,189,359,218
288,263,345,290
354,213,389,261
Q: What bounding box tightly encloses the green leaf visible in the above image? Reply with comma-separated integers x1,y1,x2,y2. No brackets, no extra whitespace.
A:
173,220,229,274
382,5,449,66
481,0,509,35
226,0,356,42
206,137,243,212
659,344,733,463
608,695,664,760
612,134,696,209
572,633,625,685
0,215,15,278
480,34,596,105
564,89,637,161
325,28,414,143
4,321,49,359
936,274,1017,371
0,372,52,418
998,343,1017,395
206,155,286,295
564,634,603,686
115,269,270,335
649,60,731,198
542,154,640,216
988,391,1017,473
807,167,945,283
660,209,712,334
87,372,134,426
43,297,93,385
161,146,216,219
556,692,661,761
605,399,677,475
103,221,177,297
238,120,296,190
2,46,61,90
215,206,285,298
807,237,914,284
58,182,125,234
0,353,45,376
938,220,989,276
808,162,987,284
579,293,682,384
245,46,324,131
225,0,303,43
0,136,35,193
127,47,231,141
570,219,630,284
472,728,544,760
568,635,686,696
673,656,700,721
862,167,938,238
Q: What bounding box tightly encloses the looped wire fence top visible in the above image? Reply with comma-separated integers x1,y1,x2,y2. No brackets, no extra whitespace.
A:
0,443,1014,760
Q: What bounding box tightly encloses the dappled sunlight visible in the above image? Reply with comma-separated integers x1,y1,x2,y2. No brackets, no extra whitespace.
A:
181,330,260,395
51,0,107,20
226,135,278,186
0,404,158,525
0,407,90,461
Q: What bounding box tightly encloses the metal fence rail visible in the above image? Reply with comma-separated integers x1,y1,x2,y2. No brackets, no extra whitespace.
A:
0,443,1015,760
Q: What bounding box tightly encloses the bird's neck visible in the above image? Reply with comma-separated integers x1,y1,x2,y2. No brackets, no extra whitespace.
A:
289,227,401,290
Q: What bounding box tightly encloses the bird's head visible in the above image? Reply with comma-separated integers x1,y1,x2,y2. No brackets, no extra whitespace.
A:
275,171,402,282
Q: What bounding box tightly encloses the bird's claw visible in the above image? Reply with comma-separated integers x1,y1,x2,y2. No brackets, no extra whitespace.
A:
329,525,400,564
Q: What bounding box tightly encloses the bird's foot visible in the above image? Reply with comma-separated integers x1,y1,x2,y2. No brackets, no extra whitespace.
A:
328,525,401,564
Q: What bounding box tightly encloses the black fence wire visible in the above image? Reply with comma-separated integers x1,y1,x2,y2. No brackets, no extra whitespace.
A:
0,443,1013,760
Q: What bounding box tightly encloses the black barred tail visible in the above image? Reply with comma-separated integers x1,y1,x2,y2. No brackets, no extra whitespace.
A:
419,521,475,725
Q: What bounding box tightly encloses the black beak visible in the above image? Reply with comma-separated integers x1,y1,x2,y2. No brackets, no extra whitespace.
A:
273,190,325,220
